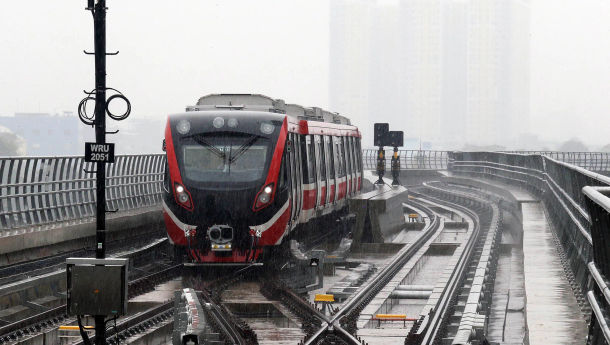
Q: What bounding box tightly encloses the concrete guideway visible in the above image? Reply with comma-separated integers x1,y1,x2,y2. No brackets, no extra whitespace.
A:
456,177,588,344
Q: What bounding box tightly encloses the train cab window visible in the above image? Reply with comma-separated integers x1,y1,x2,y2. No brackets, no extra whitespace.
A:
180,133,271,183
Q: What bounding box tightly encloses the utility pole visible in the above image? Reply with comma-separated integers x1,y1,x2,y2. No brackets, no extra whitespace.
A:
93,0,107,261
93,1,108,344
74,3,130,345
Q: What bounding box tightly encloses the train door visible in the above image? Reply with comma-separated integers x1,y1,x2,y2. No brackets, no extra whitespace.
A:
337,137,346,200
315,135,326,208
325,136,334,204
348,136,355,195
304,135,317,212
356,138,363,190
287,134,299,224
345,137,353,196
294,134,303,222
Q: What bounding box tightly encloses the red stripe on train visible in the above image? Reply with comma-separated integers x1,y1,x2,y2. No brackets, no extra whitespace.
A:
302,188,316,210
257,203,292,246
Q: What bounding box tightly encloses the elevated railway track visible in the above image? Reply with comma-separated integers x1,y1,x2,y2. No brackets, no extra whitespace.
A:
1,150,610,344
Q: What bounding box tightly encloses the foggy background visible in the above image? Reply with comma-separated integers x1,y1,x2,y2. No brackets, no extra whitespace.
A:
0,0,608,155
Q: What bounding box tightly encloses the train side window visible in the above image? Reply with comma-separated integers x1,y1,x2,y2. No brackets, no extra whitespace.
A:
300,136,309,184
341,137,349,175
346,137,353,175
340,138,347,177
319,138,326,181
350,137,356,174
336,139,344,177
307,136,316,184
328,137,335,180
356,138,362,173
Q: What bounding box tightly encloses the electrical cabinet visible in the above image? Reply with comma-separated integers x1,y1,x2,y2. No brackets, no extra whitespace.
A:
66,258,128,316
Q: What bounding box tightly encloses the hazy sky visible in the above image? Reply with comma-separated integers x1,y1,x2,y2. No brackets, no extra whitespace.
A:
0,1,608,146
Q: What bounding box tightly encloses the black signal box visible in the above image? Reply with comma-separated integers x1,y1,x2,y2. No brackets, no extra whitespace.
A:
66,258,128,316
374,123,389,147
388,131,404,147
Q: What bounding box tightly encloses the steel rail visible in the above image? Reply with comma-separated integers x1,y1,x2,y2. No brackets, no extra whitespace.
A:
73,301,174,345
0,240,177,340
302,198,441,345
420,181,503,344
408,188,482,344
199,291,248,345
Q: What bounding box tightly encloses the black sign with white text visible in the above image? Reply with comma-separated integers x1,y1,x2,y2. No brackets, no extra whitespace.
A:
85,142,115,163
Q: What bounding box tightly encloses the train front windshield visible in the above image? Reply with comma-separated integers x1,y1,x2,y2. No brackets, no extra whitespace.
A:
181,133,271,183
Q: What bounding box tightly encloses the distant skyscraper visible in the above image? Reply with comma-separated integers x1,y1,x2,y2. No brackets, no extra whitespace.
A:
460,0,530,147
329,0,530,149
329,0,374,145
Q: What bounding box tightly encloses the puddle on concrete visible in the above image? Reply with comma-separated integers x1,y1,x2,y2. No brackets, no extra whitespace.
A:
225,302,298,328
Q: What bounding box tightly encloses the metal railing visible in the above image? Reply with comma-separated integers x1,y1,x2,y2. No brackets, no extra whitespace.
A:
362,150,610,172
449,151,610,345
502,151,610,172
0,150,607,233
583,187,610,345
0,154,165,232
362,149,448,170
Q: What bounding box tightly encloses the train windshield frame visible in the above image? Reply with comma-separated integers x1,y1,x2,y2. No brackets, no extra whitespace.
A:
178,132,273,186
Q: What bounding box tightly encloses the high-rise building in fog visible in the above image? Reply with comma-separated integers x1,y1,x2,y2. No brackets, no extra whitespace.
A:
329,0,530,149
329,0,374,144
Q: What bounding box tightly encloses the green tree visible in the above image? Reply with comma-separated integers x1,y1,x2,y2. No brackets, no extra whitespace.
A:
557,138,588,152
0,130,26,156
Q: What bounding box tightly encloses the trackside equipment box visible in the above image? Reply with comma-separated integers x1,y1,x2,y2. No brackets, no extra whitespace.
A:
66,258,129,316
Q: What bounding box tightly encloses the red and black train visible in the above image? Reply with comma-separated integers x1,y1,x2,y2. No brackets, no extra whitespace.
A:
162,94,362,264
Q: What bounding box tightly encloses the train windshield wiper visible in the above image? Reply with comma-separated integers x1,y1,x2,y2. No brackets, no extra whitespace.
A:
229,135,259,164
188,134,226,159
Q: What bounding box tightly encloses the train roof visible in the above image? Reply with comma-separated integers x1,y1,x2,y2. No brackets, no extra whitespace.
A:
185,93,352,126
170,109,360,138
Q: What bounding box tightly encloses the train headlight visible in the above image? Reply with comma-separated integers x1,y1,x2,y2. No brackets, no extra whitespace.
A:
212,117,225,128
260,122,274,135
253,182,275,211
178,193,189,203
174,182,193,210
258,193,270,204
227,118,239,128
176,120,191,135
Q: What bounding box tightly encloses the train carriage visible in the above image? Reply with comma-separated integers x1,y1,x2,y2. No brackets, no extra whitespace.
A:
162,94,362,264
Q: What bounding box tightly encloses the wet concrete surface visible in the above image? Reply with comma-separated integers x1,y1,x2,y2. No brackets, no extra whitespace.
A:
522,202,588,345
222,281,305,345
